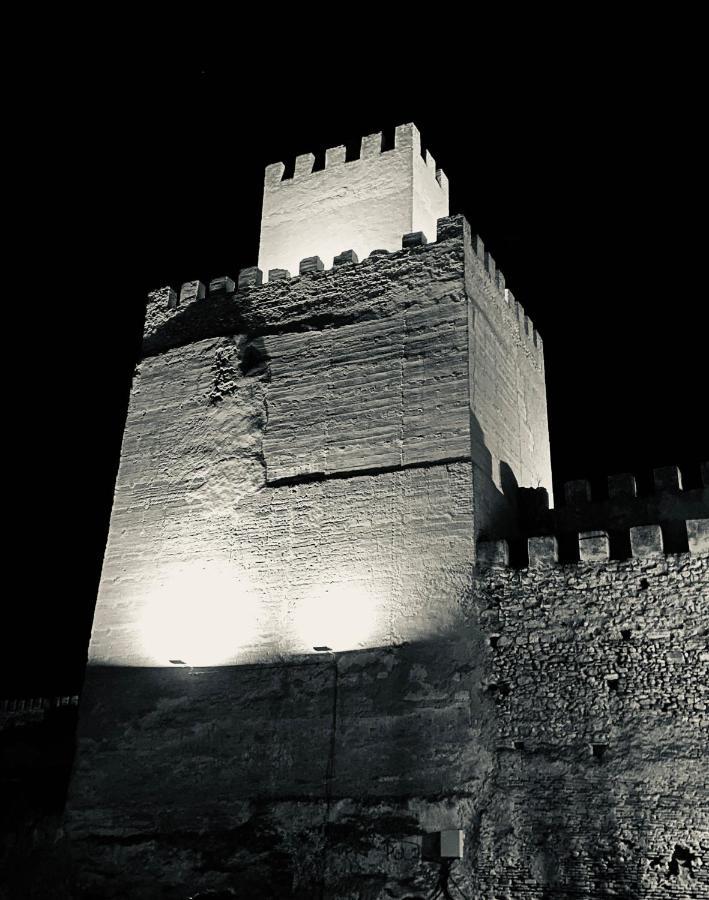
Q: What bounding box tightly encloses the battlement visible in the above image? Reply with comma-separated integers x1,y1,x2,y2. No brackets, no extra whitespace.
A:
465,231,543,363
558,463,707,507
0,695,78,712
264,124,448,189
478,517,709,569
145,215,543,371
513,461,708,551
0,695,79,730
258,123,449,279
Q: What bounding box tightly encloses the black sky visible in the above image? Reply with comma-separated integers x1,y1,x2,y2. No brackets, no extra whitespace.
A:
4,25,707,694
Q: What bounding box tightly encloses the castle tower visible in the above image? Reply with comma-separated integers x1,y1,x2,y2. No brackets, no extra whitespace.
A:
258,123,449,278
61,124,617,899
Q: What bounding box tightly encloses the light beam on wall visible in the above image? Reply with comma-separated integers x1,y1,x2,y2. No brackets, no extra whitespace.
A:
140,561,260,666
293,581,381,653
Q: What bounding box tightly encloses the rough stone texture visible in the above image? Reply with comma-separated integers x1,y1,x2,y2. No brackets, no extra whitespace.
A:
68,634,492,900
631,524,665,557
579,529,610,562
63,211,709,900
67,551,709,898
180,279,205,304
262,301,469,481
472,552,709,899
529,535,559,567
654,464,683,492
258,123,448,278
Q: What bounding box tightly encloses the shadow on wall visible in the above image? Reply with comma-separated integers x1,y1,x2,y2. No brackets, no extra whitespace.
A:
0,706,78,900
65,629,495,900
470,406,520,542
489,740,703,898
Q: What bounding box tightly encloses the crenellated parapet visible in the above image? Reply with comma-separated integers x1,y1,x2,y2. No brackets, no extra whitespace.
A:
477,517,709,569
0,695,79,730
144,215,543,371
264,124,448,193
513,461,709,556
465,231,544,371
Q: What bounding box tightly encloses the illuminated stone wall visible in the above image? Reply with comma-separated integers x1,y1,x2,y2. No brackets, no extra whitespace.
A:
257,123,449,278
67,214,566,898
86,215,548,669
87,221,485,668
464,233,553,536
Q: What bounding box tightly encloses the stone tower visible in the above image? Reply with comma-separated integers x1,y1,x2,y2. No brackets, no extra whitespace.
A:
258,123,449,278
65,124,708,899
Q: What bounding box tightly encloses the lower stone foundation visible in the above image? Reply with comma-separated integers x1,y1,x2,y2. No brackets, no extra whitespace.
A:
64,550,709,898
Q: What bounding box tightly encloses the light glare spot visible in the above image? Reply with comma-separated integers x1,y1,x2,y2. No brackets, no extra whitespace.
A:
293,581,380,652
140,561,259,666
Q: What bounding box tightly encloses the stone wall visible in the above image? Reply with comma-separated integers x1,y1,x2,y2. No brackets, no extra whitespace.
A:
1,701,78,900
517,464,709,561
470,541,709,899
87,224,478,668
86,215,549,669
68,635,491,899
65,214,614,899
67,539,708,898
464,231,553,538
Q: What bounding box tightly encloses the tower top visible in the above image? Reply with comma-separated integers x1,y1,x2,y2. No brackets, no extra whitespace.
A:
257,123,449,280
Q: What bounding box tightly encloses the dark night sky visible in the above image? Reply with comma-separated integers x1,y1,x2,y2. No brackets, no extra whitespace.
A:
3,26,707,694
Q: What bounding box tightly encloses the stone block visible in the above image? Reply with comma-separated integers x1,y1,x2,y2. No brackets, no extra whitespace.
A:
607,473,637,499
299,256,324,275
361,132,382,159
333,250,358,266
686,519,709,555
237,267,263,290
208,275,235,294
653,465,683,492
564,479,591,506
578,530,610,562
268,268,290,281
294,153,315,178
325,145,346,167
477,540,509,569
528,536,558,567
484,249,496,280
179,280,205,304
630,525,664,557
402,231,428,248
